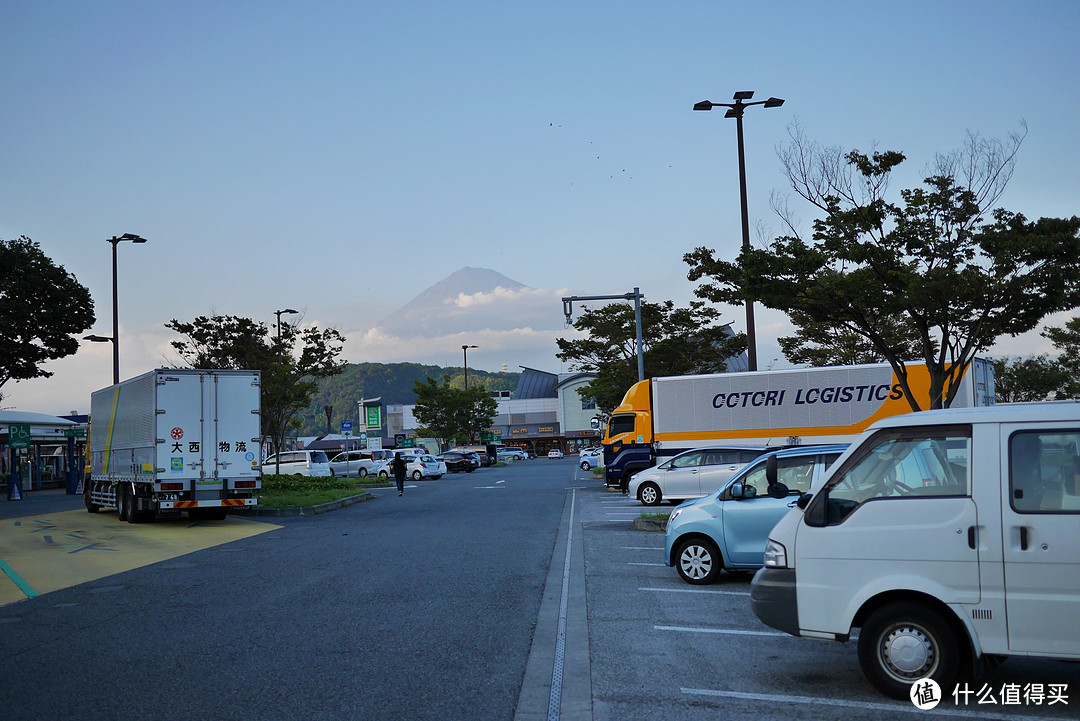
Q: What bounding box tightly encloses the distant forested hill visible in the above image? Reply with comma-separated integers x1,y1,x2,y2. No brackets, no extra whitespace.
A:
296,362,519,436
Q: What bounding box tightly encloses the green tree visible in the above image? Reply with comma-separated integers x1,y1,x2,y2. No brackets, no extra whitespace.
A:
779,310,924,367
0,236,95,399
686,127,1080,411
1043,315,1080,398
165,314,346,459
412,377,498,445
990,355,1071,402
555,300,746,412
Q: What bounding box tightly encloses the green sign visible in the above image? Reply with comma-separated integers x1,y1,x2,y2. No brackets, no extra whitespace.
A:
365,406,381,428
64,427,87,438
480,431,497,443
399,437,415,448
8,424,31,449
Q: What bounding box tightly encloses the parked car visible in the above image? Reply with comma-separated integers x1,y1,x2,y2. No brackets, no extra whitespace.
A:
664,444,847,584
261,450,331,477
627,445,772,506
579,449,602,470
440,450,479,473
378,453,443,480
497,447,527,461
453,446,492,467
578,446,600,457
327,450,381,477
548,449,565,459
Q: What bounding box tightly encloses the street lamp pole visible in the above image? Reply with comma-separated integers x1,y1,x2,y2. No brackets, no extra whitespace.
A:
274,308,299,341
562,288,645,382
694,91,785,372
462,345,478,389
105,234,147,384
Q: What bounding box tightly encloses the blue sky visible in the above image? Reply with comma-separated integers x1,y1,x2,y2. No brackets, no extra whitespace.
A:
3,1,1078,414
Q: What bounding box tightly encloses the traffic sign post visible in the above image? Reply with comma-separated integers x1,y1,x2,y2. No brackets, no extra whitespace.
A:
340,420,353,476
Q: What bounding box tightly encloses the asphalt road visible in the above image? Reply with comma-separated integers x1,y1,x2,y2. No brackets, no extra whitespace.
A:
2,460,1079,721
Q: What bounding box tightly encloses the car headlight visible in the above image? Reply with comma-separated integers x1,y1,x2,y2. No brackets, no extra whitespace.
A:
668,507,684,525
763,539,788,569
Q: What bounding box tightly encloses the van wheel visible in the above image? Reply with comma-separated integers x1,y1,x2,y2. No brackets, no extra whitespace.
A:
858,601,961,699
675,537,721,584
358,468,368,478
639,482,662,506
329,468,336,477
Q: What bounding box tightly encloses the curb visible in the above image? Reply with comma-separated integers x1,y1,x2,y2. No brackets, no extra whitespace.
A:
632,518,668,532
232,491,375,517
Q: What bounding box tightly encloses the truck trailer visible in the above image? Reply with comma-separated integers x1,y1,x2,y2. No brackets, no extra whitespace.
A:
601,359,995,491
85,368,262,521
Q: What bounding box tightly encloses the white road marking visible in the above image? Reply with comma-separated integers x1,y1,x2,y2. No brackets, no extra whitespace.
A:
640,587,750,596
628,562,666,567
621,546,662,550
656,625,786,637
680,688,1075,721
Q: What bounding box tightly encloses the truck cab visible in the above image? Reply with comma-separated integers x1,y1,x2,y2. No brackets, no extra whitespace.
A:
602,380,653,491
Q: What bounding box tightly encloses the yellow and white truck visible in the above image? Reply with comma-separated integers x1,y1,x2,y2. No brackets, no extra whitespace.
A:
85,368,262,521
601,360,995,491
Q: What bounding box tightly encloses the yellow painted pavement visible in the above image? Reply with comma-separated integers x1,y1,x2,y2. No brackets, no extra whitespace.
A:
0,510,280,606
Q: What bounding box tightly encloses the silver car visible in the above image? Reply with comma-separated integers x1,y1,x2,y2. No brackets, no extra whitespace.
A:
628,446,771,506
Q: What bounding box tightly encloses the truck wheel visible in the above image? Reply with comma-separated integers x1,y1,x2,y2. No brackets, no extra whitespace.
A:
639,482,662,506
858,601,962,699
84,484,101,514
675,537,721,584
123,489,140,524
116,486,129,522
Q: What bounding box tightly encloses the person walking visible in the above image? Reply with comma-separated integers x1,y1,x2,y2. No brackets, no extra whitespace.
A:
391,452,407,496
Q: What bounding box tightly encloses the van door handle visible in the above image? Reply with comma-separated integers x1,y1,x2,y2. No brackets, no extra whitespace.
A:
967,526,976,549
1019,526,1029,551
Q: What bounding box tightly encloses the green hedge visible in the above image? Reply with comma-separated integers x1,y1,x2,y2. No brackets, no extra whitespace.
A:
260,474,361,493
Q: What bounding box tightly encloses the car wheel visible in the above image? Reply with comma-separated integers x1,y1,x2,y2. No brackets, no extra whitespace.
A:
359,468,368,478
639,482,662,506
465,468,473,473
857,601,962,700
580,461,590,470
412,470,423,481
675,537,721,584
329,468,336,477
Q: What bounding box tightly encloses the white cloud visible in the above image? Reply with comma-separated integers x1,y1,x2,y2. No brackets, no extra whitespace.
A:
450,286,568,309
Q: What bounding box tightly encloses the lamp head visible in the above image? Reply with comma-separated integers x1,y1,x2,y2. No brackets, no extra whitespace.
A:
693,100,714,111
763,97,785,108
732,91,754,101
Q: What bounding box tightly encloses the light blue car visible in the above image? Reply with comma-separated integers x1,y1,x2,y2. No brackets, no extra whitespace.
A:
664,444,848,584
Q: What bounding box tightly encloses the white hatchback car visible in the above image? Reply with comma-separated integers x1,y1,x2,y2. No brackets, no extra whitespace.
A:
548,449,565,459
628,446,771,505
379,453,444,480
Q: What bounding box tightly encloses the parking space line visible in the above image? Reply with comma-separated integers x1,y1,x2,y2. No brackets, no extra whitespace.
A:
621,546,661,550
639,587,749,596
628,562,666,567
680,688,1074,721
656,625,786,637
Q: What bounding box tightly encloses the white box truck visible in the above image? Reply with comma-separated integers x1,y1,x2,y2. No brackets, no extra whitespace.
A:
751,402,1080,699
601,360,995,491
85,368,262,522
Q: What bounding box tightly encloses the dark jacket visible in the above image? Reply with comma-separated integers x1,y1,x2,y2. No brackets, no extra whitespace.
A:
390,455,408,479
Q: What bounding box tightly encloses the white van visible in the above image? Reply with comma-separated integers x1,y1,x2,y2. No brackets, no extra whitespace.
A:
751,402,1080,699
261,450,331,477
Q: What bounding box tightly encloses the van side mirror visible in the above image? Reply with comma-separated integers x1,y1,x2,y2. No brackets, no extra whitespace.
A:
767,481,790,499
796,492,813,510
765,455,778,485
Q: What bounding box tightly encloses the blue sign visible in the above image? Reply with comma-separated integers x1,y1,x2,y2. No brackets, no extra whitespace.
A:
341,420,353,434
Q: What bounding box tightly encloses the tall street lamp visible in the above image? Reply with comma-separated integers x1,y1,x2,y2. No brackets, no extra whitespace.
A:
274,308,299,341
694,91,784,372
106,233,147,384
462,345,478,389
